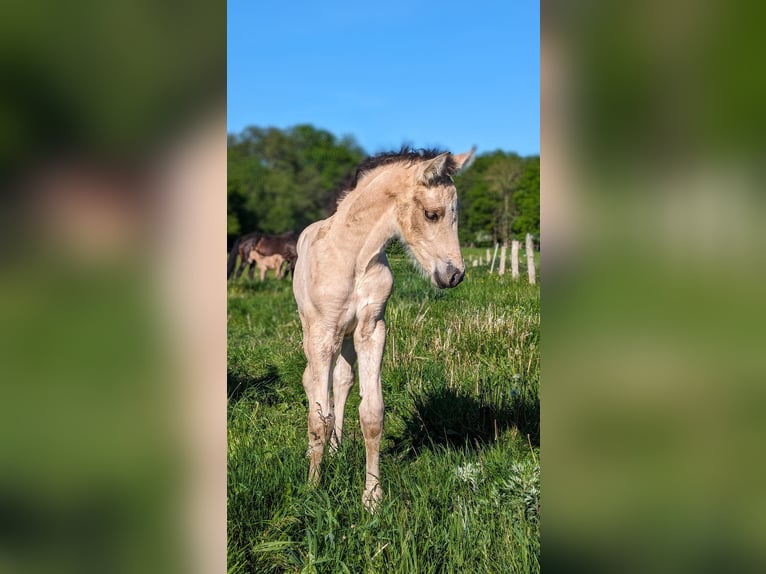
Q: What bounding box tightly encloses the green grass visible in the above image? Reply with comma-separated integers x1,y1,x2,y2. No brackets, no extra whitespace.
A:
228,254,540,573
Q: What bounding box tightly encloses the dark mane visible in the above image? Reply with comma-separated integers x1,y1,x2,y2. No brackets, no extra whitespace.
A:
354,147,457,186
334,147,457,209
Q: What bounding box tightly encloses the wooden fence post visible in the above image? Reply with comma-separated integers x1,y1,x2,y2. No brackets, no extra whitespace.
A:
498,244,507,275
489,243,499,274
486,249,491,265
526,233,536,285
511,239,520,280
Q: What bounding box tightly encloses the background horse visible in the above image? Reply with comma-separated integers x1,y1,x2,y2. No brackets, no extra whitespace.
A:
247,249,286,282
227,230,299,280
293,147,475,511
253,230,299,278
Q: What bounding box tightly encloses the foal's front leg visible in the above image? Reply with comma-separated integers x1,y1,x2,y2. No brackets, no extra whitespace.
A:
303,336,337,485
354,319,386,511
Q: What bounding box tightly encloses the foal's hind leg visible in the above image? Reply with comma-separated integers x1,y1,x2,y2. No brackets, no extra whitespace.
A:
331,337,357,451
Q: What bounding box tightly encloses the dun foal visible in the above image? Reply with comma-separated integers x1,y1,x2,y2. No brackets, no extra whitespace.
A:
293,147,475,510
246,249,286,282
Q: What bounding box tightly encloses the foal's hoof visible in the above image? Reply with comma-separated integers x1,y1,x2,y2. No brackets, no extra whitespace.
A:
362,485,382,513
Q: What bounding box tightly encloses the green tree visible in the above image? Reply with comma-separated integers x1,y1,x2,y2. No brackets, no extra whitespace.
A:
456,151,539,246
456,151,502,245
485,153,524,245
512,156,540,239
227,125,365,242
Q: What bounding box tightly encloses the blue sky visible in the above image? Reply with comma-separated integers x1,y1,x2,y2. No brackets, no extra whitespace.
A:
228,1,539,156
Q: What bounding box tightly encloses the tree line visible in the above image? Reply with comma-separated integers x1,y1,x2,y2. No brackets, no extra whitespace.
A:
228,124,539,247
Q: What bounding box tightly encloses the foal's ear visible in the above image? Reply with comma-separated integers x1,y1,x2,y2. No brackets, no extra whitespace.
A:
416,152,451,185
452,146,477,173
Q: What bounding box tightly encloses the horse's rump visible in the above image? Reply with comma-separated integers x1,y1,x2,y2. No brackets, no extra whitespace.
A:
255,230,298,259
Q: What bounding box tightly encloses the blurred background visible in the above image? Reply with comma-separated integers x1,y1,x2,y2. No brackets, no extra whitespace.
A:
3,0,766,572
1,1,225,573
542,1,766,572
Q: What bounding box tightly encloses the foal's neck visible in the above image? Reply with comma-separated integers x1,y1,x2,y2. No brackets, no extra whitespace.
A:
335,172,401,270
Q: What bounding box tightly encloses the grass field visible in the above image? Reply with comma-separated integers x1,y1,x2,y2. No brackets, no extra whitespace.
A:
228,249,540,573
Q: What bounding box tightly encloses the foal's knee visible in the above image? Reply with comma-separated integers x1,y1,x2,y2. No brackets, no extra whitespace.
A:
359,400,383,441
308,402,335,438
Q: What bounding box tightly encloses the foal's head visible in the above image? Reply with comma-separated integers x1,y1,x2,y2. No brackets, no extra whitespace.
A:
394,148,475,289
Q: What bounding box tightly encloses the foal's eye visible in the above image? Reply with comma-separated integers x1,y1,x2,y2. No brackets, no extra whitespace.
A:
424,210,439,222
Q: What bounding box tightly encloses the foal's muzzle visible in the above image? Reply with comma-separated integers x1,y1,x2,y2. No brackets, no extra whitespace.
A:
434,262,465,289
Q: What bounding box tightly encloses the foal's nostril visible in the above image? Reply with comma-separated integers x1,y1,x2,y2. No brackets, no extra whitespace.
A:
445,263,465,287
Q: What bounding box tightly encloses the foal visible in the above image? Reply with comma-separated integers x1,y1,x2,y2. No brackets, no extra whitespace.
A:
246,248,286,281
293,147,475,510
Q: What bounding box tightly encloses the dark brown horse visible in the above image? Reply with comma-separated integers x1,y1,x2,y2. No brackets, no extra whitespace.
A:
227,230,299,280
254,231,299,277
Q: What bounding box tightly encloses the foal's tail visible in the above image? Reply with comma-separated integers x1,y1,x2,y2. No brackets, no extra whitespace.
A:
227,236,242,279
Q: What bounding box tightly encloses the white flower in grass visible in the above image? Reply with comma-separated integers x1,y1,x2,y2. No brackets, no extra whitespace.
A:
453,462,481,491
502,460,541,523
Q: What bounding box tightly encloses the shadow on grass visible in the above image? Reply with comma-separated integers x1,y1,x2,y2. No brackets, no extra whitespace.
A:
229,276,292,295
227,364,282,404
390,385,539,455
